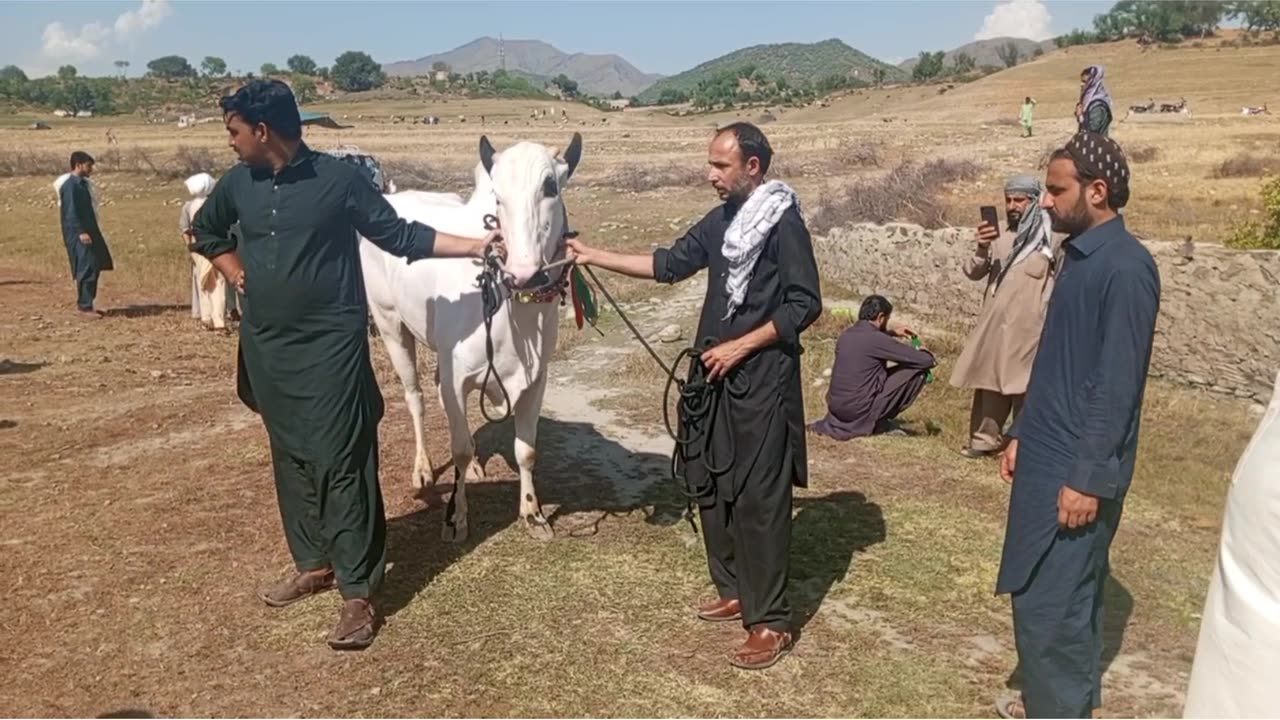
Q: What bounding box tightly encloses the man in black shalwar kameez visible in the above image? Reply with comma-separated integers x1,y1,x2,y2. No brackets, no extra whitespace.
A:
58,151,114,315
190,80,500,650
568,123,822,669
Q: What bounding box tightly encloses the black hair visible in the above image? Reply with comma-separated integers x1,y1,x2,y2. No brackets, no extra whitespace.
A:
69,150,94,169
715,121,773,175
1049,147,1126,210
859,294,893,322
219,79,302,141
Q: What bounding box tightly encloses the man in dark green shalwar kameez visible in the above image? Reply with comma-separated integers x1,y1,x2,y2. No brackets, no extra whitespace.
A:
191,80,500,650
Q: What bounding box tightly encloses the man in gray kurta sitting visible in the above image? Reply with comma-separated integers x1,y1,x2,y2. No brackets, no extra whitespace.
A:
950,175,1062,459
809,295,935,440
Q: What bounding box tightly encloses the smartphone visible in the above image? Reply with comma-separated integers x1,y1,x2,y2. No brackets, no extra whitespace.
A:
979,205,999,229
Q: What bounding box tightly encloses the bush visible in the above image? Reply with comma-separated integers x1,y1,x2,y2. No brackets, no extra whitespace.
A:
0,145,224,180
596,164,705,192
1225,177,1280,250
1215,152,1280,178
380,158,472,194
1128,145,1160,163
810,159,983,233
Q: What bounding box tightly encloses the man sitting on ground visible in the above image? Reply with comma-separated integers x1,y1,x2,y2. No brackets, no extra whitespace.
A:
809,295,935,440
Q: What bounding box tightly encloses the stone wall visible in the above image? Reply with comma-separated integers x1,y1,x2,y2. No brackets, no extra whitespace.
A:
814,223,1280,404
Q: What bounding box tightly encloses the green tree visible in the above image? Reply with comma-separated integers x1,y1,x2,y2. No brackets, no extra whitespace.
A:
996,41,1020,68
610,90,623,100
873,66,887,87
552,73,579,97
147,55,197,79
287,54,317,75
113,59,129,77
57,65,77,80
201,56,227,77
316,66,330,80
1231,0,1280,32
331,51,385,92
290,75,317,103
911,51,945,81
0,65,28,98
260,63,280,76
953,52,977,73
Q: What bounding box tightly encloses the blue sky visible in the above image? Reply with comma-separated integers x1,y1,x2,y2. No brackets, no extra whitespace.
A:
4,0,1115,78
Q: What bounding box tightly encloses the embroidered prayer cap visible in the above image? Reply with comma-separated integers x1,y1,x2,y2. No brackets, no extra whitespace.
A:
1064,131,1130,209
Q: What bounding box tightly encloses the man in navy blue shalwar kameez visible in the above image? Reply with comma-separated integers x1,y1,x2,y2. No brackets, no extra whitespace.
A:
995,132,1160,719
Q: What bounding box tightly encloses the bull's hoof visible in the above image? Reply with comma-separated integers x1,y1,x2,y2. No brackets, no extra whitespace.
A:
442,519,469,544
523,515,555,541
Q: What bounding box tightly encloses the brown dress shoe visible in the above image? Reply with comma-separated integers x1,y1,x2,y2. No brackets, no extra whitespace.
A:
730,627,793,670
257,569,336,608
328,599,377,650
697,596,742,622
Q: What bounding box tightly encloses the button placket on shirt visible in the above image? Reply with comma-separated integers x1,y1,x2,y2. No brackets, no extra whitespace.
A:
266,178,280,270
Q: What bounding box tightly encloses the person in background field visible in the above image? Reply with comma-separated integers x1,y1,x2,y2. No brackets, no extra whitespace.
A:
56,151,114,316
808,294,935,440
951,175,1061,459
1077,66,1113,136
566,122,822,670
180,172,229,333
1020,97,1037,137
995,132,1158,719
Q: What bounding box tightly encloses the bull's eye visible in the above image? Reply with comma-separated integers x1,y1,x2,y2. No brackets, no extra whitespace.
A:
542,176,558,198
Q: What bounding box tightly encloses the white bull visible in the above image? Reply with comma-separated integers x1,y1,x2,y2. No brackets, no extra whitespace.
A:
359,133,582,542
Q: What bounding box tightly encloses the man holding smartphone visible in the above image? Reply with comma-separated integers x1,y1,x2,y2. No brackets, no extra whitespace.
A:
950,176,1061,459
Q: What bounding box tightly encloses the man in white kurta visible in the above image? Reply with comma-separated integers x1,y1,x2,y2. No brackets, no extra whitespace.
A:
1183,371,1280,717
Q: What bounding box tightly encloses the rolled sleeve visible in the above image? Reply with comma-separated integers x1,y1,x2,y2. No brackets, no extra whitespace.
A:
653,221,710,285
346,173,435,262
190,174,239,259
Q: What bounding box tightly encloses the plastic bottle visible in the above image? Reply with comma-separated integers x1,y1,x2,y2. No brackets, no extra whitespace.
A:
911,335,935,384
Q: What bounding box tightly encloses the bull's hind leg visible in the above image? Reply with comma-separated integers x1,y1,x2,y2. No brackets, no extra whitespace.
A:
514,373,553,541
371,311,435,491
439,374,473,543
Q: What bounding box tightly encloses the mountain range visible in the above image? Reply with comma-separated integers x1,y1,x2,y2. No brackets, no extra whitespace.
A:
384,37,664,97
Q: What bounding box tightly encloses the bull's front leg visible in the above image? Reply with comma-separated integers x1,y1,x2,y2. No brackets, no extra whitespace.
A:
514,373,553,541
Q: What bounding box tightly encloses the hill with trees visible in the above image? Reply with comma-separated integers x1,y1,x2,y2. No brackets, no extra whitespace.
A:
635,39,907,106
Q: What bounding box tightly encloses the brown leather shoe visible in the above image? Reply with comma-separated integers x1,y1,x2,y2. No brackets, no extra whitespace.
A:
257,569,336,608
730,627,793,670
328,598,377,650
697,596,742,622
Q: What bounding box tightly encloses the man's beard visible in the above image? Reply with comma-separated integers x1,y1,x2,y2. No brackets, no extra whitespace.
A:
1049,195,1091,236
1008,209,1024,229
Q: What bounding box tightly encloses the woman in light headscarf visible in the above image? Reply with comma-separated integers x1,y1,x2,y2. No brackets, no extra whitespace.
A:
179,172,228,332
1076,65,1113,136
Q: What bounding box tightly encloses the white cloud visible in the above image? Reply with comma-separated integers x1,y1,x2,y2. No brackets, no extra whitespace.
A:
975,0,1053,41
40,0,172,62
41,21,108,60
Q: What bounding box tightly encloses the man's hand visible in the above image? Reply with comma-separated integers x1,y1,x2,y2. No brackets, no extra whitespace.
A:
1000,439,1018,484
1058,486,1099,529
701,339,749,382
476,228,505,261
892,326,916,339
566,237,592,266
78,232,92,246
977,223,1000,247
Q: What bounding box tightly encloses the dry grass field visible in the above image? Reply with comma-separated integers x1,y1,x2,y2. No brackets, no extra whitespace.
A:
1,38,1278,717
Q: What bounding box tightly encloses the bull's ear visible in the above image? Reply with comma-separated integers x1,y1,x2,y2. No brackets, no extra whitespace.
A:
563,132,582,179
479,135,496,175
